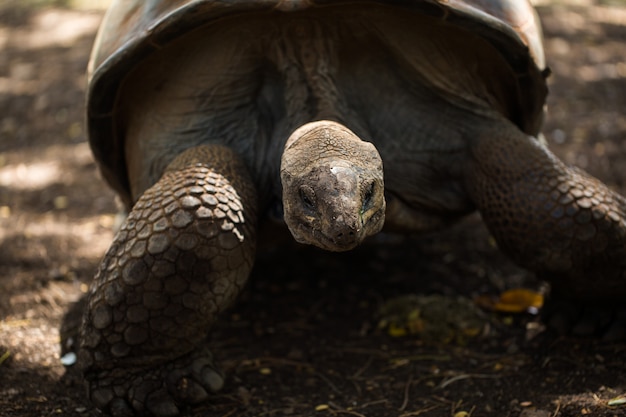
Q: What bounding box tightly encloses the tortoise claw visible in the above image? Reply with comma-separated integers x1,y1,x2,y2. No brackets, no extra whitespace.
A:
86,347,223,416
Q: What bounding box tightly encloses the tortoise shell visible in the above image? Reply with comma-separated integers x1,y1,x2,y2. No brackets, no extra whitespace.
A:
87,0,548,207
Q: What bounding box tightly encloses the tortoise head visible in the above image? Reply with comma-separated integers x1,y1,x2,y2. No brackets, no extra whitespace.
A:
280,121,385,252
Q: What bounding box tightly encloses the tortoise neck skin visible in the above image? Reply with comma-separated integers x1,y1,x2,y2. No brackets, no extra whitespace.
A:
280,120,385,251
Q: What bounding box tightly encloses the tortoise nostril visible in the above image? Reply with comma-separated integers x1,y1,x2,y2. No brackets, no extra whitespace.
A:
335,230,355,242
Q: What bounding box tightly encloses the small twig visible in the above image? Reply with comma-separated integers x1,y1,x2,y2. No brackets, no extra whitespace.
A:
327,401,369,417
551,400,562,417
437,373,502,389
351,356,373,378
255,356,314,369
316,371,343,395
347,377,362,396
355,399,389,409
398,404,442,416
324,346,390,358
335,410,367,417
438,374,472,389
391,354,452,363
220,409,238,417
431,395,455,405
399,374,414,412
259,408,299,416
462,405,476,416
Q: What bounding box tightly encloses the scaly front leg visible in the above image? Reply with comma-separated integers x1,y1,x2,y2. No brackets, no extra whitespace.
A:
466,120,626,339
80,145,257,416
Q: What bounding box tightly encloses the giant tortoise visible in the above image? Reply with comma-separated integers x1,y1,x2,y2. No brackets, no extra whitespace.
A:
80,0,626,415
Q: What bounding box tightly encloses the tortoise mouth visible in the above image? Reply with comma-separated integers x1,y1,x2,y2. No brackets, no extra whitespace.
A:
292,220,361,252
291,204,386,252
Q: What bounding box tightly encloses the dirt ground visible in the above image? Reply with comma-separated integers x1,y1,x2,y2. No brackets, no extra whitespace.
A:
1,1,626,416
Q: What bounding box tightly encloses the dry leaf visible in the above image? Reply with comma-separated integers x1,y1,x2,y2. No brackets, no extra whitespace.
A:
475,289,543,314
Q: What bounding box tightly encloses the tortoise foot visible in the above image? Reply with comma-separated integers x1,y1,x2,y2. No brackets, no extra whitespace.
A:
544,300,626,341
80,145,257,416
87,347,223,417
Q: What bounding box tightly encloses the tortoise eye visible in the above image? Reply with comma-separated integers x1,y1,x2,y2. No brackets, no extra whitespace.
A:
299,185,316,210
362,182,375,210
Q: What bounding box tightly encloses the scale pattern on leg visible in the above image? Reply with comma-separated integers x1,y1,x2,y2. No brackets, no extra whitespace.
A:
467,124,626,302
80,145,257,416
